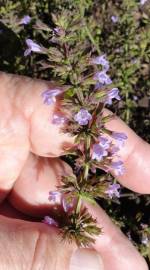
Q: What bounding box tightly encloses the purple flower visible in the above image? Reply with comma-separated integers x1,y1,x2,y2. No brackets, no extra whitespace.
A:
98,136,110,149
131,58,138,65
105,183,121,198
111,16,118,23
53,27,64,36
94,82,104,90
43,216,58,227
62,197,75,212
74,109,92,125
92,55,109,71
52,114,67,125
94,71,112,85
140,0,147,5
48,191,61,204
133,95,138,101
111,161,125,176
105,88,121,105
41,89,61,105
24,39,42,56
20,15,31,25
112,132,128,147
92,144,108,161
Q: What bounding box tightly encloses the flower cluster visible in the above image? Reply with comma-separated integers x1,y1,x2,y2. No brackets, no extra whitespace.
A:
24,16,128,247
40,54,127,244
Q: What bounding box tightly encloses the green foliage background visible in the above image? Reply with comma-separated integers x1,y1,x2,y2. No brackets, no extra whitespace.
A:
0,0,150,261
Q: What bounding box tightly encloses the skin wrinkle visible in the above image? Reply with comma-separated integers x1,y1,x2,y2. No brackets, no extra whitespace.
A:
14,223,40,270
121,132,141,164
28,111,37,154
0,216,38,270
30,232,44,270
33,156,45,183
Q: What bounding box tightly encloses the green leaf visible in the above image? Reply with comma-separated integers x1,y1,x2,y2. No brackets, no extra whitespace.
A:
64,88,75,98
94,91,106,99
80,192,96,205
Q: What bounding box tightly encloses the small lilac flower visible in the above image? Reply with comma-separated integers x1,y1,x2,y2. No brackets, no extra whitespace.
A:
105,183,121,198
140,0,147,5
74,109,92,125
92,144,108,161
53,27,64,36
105,88,121,105
24,39,42,56
94,82,104,90
54,27,60,34
43,216,58,227
133,95,138,101
112,132,128,147
52,114,67,125
20,15,31,25
111,15,118,23
131,58,138,64
62,197,75,212
41,89,61,105
111,161,125,176
98,136,110,149
48,191,61,204
94,71,112,85
92,55,109,71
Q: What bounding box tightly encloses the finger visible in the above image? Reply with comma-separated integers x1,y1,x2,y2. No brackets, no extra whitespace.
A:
0,72,74,157
0,72,73,201
0,106,29,201
9,153,72,216
0,214,76,270
86,202,148,270
104,109,150,193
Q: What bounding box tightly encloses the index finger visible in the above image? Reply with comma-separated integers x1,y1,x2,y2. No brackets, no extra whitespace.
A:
104,109,150,193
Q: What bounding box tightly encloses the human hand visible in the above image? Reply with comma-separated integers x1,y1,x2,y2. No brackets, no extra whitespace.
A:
0,72,149,270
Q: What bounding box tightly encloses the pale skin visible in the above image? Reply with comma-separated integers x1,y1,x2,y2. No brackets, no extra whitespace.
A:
0,72,149,270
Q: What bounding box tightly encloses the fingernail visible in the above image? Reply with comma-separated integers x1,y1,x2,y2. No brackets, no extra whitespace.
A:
69,249,104,270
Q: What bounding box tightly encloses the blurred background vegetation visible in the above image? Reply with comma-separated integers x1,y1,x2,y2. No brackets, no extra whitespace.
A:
0,0,150,262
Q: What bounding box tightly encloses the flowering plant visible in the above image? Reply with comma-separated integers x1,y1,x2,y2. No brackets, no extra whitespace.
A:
22,11,129,247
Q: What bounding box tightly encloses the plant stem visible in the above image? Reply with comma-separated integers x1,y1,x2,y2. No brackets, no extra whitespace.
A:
78,1,100,54
76,195,82,214
84,25,101,55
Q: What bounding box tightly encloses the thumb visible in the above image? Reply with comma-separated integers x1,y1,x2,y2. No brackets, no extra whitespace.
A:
85,202,148,270
0,214,76,270
70,249,104,270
